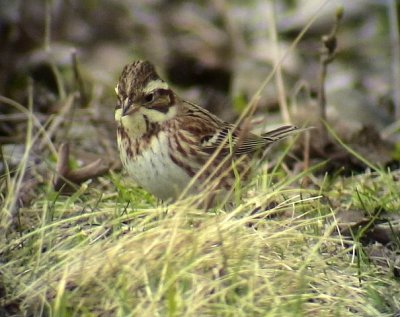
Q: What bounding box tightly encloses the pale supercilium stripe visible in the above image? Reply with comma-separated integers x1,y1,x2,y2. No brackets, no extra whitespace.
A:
143,80,169,93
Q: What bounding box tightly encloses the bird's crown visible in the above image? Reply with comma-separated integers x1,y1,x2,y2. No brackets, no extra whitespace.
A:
116,60,169,100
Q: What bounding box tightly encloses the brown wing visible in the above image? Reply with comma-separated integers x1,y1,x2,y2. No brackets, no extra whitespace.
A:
177,100,299,156
200,125,299,156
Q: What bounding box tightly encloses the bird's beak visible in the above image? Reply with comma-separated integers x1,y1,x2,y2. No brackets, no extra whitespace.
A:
122,102,140,117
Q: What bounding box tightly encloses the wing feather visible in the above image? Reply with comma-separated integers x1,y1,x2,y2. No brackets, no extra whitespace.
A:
178,100,301,156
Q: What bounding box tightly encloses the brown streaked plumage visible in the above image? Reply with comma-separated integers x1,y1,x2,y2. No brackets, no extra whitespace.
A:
115,60,302,202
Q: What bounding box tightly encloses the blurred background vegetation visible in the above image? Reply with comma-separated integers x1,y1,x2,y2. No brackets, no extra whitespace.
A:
1,0,398,142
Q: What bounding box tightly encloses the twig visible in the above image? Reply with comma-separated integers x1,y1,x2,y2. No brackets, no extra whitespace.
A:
53,143,111,193
317,7,343,123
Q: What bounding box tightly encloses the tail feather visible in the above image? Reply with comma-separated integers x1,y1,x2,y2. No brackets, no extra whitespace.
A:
233,125,311,156
262,125,311,141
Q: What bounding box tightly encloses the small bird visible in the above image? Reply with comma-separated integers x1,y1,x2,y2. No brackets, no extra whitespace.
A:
115,60,301,202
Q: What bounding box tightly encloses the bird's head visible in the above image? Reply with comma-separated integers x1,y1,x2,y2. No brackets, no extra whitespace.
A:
115,60,177,124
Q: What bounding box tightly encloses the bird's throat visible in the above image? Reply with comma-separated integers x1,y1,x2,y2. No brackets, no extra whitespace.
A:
120,113,149,138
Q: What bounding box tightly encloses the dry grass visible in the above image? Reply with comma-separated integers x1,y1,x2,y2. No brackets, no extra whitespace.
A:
1,164,398,316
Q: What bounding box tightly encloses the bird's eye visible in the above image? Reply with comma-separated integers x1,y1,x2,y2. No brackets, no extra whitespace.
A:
144,93,154,103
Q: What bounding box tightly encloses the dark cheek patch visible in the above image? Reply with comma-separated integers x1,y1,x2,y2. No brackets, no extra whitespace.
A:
154,97,175,113
151,105,170,114
148,90,173,113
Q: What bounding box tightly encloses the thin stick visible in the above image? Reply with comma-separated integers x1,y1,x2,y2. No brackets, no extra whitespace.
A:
317,7,343,123
53,143,110,192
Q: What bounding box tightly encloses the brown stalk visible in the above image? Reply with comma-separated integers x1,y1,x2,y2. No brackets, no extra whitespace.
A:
318,7,343,125
53,143,110,192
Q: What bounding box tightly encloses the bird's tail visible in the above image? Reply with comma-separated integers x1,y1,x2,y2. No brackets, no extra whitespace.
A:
262,125,312,142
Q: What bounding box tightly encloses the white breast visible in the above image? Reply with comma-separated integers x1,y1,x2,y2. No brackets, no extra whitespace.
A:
119,132,193,201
